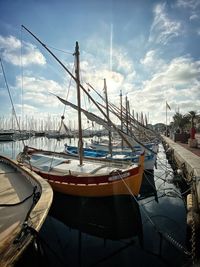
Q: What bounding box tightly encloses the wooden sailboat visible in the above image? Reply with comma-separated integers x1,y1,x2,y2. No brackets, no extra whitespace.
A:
19,146,144,197
18,27,145,198
63,82,155,172
61,79,156,170
64,144,155,170
0,154,53,267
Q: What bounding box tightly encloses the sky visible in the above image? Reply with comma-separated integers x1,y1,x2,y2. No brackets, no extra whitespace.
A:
0,0,200,130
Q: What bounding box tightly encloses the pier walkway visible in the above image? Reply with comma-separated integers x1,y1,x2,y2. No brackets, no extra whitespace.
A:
162,134,200,187
173,133,200,158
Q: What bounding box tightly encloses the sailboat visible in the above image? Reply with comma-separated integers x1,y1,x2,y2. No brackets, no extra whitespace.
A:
18,26,145,198
63,79,157,170
64,143,155,170
0,154,53,266
0,130,15,141
19,146,144,197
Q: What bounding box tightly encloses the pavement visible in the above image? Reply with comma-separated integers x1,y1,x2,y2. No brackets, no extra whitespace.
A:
173,133,200,158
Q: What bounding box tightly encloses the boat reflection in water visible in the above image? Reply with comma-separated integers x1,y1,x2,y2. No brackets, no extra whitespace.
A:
16,172,159,267
140,170,158,201
49,170,157,242
50,193,143,242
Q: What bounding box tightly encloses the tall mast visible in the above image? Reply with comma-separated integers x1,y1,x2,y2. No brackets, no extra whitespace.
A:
125,97,130,140
104,78,112,155
120,90,124,149
125,96,129,134
74,42,83,165
120,90,123,131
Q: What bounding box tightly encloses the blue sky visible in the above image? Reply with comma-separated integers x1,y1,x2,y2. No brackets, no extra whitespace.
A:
0,0,200,130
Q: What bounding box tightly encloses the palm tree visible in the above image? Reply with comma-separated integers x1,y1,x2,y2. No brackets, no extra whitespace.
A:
173,112,189,133
185,111,199,139
186,111,199,127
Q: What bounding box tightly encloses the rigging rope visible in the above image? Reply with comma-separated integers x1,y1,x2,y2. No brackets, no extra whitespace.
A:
115,168,191,256
47,62,75,172
46,45,73,55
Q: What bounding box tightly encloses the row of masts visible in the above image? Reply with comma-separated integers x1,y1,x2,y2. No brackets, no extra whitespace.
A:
15,26,158,165
72,41,157,163
0,109,149,132
0,115,70,132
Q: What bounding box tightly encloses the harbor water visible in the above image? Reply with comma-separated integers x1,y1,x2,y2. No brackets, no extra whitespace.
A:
0,137,191,266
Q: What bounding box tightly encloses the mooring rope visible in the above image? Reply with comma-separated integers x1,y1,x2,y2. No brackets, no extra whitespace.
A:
0,186,38,207
116,169,191,257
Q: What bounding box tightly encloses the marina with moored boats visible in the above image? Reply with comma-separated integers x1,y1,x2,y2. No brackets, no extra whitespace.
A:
1,25,200,267
1,132,200,266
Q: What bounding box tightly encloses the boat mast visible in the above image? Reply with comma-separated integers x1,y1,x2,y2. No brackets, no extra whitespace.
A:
120,90,123,132
21,25,136,151
126,96,130,135
120,90,124,149
74,42,83,165
104,78,112,156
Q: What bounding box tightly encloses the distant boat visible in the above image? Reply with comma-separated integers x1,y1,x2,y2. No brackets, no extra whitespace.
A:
0,130,15,141
0,154,53,266
87,138,159,153
65,144,108,158
45,130,67,139
34,131,45,137
65,144,156,170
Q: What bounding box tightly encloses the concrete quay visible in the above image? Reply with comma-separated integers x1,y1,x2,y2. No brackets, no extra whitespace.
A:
162,135,200,179
162,135,200,229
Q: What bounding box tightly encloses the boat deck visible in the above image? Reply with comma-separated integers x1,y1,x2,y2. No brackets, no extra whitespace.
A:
0,156,53,266
0,162,34,247
52,162,117,175
29,153,135,175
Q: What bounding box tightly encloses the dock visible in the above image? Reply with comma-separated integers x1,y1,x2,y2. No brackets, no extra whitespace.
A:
162,135,200,229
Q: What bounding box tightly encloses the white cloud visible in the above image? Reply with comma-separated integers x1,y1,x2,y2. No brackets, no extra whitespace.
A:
127,56,200,123
176,0,200,9
189,14,199,20
140,50,156,66
16,75,63,94
112,47,134,74
149,3,182,44
0,35,46,66
0,35,21,50
14,75,66,111
79,42,136,96
176,0,200,22
140,50,166,73
16,103,38,113
146,57,200,87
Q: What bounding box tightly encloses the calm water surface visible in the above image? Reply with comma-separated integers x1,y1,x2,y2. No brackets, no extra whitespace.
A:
0,137,191,266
